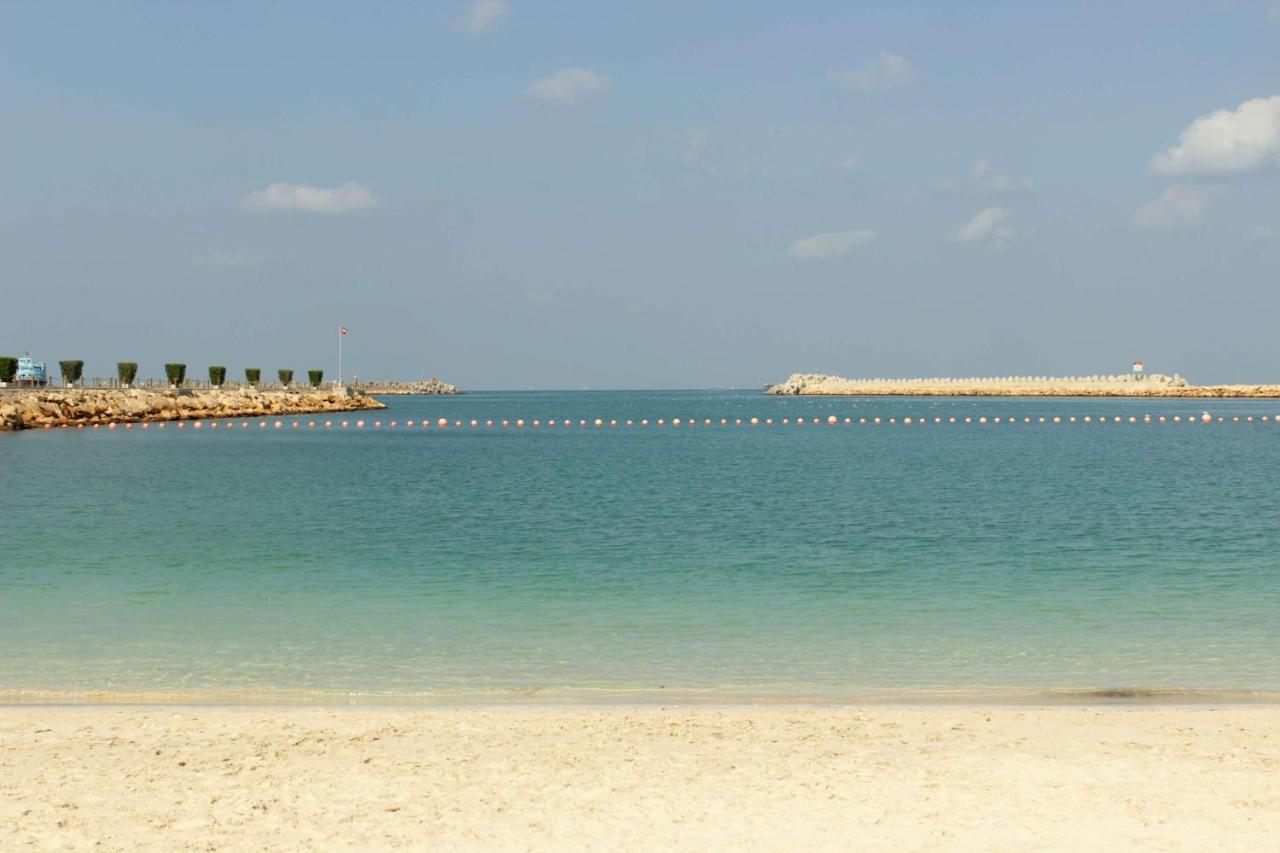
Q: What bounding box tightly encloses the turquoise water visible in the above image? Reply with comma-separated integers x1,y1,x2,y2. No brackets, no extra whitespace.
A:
3,391,1280,702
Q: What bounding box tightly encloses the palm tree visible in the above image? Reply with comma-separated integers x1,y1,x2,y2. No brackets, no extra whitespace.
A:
308,369,324,387
245,368,261,387
208,365,227,387
278,369,293,388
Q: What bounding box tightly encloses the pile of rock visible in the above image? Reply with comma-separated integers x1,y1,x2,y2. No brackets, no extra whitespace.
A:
365,378,461,395
0,387,386,431
764,372,1280,398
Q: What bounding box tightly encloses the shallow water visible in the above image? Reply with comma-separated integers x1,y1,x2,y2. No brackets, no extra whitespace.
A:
3,391,1279,702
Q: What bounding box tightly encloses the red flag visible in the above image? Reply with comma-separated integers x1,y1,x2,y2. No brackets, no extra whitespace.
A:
339,326,347,336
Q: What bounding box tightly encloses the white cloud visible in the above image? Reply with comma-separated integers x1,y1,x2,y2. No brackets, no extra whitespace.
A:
525,68,612,106
788,229,876,260
949,207,1012,246
838,153,861,172
832,52,916,94
968,159,1033,194
461,0,506,33
1247,225,1271,242
1150,96,1280,175
1132,184,1216,230
241,182,378,214
195,251,252,268
683,130,710,163
939,159,1032,196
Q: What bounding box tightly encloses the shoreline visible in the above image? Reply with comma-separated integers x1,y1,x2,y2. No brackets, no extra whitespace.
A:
5,705,1277,849
6,686,1280,707
0,387,385,431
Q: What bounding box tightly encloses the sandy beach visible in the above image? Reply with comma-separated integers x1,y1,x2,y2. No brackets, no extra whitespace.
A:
3,705,1277,851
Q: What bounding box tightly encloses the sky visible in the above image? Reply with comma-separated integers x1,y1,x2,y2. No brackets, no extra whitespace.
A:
1,0,1278,388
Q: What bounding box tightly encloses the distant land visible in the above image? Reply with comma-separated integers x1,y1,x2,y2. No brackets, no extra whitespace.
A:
766,373,1280,398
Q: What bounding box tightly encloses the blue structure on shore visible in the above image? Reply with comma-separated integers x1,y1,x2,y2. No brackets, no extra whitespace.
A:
15,353,47,386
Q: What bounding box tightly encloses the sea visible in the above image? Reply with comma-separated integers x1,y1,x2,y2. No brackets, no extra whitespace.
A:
3,390,1279,704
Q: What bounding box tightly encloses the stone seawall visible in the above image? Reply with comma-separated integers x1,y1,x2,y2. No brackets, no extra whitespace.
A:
364,378,461,396
765,373,1280,398
0,388,386,431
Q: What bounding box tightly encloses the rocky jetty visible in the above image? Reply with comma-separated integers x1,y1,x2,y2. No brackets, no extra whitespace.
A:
0,388,386,431
365,378,461,395
765,373,1280,398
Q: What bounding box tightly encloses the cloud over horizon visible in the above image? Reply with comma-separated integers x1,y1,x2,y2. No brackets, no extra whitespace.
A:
832,52,916,94
460,0,506,34
241,182,379,214
949,208,1012,247
1132,184,1216,230
525,68,612,106
1150,96,1280,175
788,229,877,259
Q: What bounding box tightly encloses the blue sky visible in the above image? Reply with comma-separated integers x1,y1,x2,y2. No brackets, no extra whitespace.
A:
2,0,1278,387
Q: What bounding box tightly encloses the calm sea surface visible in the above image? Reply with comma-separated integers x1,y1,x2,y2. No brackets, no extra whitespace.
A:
3,391,1279,702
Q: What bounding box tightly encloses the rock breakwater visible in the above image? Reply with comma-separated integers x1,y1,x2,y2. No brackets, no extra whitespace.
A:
765,373,1280,398
0,388,386,431
365,378,461,395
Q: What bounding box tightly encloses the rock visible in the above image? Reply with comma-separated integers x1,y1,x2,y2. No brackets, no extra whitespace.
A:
0,388,387,431
763,372,1276,398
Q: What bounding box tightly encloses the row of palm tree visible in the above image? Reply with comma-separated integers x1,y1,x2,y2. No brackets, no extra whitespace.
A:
0,357,324,388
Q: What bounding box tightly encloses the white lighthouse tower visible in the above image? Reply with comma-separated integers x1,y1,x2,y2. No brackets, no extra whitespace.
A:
1131,360,1145,379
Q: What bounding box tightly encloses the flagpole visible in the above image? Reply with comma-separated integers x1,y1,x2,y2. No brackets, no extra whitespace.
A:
338,326,343,387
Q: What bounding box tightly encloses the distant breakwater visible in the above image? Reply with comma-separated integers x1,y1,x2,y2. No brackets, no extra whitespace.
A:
766,373,1280,398
0,388,385,431
363,378,461,396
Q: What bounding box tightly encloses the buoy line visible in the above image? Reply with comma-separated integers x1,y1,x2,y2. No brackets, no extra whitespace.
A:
33,412,1280,431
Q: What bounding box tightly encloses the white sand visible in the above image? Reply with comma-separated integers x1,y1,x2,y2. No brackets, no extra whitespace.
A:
3,705,1278,851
